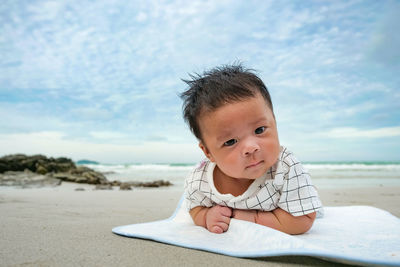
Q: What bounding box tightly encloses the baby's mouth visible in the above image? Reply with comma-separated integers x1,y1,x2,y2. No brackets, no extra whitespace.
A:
246,160,264,169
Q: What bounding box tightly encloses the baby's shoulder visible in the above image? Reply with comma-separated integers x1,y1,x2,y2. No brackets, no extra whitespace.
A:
277,146,302,168
185,159,212,181
273,146,308,181
184,159,213,192
194,159,210,171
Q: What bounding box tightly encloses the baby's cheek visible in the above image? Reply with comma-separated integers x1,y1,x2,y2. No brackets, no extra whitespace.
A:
223,156,242,175
264,141,280,164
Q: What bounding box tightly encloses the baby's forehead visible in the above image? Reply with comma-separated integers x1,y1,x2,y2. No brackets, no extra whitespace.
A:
198,97,273,126
199,94,271,116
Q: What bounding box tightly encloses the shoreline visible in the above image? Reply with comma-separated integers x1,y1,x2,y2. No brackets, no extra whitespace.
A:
1,183,399,266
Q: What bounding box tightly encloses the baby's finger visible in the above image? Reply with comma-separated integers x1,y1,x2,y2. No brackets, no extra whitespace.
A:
211,221,229,233
219,213,231,225
210,225,223,234
219,206,232,218
215,221,230,232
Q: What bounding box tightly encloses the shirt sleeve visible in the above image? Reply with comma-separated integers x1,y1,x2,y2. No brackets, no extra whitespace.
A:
184,161,214,211
277,154,323,216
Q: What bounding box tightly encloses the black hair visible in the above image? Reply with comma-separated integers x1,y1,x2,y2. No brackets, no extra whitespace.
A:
180,64,273,141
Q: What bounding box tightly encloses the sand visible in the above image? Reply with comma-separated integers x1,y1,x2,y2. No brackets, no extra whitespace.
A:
1,182,399,267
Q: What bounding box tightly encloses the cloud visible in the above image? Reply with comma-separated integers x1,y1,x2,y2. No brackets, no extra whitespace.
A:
321,126,400,139
366,1,400,67
1,0,399,162
0,131,201,163
89,131,127,140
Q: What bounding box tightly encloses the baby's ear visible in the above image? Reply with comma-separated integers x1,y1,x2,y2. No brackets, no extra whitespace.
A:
199,142,215,162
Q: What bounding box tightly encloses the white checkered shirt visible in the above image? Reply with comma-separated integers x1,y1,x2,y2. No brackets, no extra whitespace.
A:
184,146,323,216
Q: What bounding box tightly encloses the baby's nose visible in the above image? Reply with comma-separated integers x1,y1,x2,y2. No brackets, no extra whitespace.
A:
243,139,260,156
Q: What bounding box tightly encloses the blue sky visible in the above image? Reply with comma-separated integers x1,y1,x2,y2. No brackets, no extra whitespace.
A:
0,0,399,163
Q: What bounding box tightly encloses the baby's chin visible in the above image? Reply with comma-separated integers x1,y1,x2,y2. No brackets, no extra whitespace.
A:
217,163,269,180
243,162,271,179
232,169,269,180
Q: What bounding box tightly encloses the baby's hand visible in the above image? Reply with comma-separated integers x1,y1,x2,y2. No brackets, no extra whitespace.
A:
232,209,257,223
205,205,232,234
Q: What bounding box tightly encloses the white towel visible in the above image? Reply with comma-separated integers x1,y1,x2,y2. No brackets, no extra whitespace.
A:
113,195,400,266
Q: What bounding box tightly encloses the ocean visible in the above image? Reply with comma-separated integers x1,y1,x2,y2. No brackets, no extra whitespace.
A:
80,162,400,190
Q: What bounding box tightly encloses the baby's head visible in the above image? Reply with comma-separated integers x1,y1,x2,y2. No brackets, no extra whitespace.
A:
181,64,280,179
181,64,274,140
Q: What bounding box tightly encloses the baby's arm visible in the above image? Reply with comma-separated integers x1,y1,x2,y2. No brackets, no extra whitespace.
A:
190,205,232,234
232,208,316,235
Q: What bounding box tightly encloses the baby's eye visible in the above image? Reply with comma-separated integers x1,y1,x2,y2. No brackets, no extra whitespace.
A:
255,126,266,135
223,139,237,147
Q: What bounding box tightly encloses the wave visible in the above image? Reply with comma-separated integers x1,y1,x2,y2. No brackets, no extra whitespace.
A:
83,163,195,174
78,162,400,188
304,163,400,170
82,162,400,172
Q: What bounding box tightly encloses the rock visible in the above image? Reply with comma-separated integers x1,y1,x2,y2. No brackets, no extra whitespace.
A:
0,154,174,189
129,180,172,188
119,183,132,190
52,166,108,184
0,154,75,173
0,170,62,188
52,168,107,185
94,184,113,190
36,164,48,175
0,154,109,186
111,180,121,186
75,188,85,191
154,180,172,187
0,154,31,172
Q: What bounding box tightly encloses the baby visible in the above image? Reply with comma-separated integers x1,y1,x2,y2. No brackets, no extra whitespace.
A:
180,64,323,235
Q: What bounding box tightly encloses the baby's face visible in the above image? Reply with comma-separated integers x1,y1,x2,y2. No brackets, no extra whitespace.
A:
198,92,280,180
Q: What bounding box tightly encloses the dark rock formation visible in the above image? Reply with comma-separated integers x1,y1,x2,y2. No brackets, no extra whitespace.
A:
94,184,113,190
110,180,122,186
112,180,172,188
0,154,106,186
52,166,107,184
75,188,85,191
128,180,172,188
119,182,132,190
0,154,75,174
0,154,173,189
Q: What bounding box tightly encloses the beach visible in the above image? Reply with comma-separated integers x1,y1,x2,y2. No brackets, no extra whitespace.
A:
1,182,399,267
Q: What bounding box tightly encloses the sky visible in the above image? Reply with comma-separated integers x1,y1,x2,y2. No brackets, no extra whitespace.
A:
0,0,399,163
